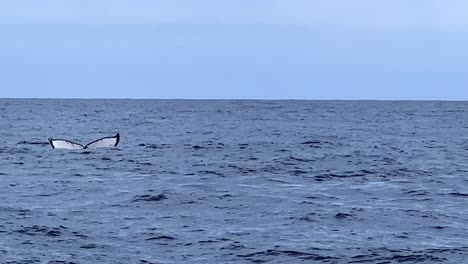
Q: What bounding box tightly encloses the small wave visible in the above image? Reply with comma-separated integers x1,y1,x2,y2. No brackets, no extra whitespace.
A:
288,155,316,162
237,249,338,262
449,192,468,197
144,143,171,149
16,141,49,146
335,212,354,220
15,225,67,237
145,235,175,241
220,241,247,250
198,170,225,177
131,194,167,202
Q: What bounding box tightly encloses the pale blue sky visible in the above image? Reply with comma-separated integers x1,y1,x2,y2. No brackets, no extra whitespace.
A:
1,0,468,99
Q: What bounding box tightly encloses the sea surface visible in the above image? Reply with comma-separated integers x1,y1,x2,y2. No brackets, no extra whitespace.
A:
0,99,468,263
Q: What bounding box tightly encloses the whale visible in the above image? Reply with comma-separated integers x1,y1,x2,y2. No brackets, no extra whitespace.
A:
48,133,120,149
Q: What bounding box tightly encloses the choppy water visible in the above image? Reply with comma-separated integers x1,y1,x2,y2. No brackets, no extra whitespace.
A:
1,99,468,263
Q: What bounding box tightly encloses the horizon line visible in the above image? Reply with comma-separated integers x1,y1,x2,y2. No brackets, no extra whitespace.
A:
1,97,468,102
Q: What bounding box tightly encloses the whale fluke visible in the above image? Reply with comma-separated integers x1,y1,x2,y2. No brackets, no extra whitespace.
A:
48,138,84,149
85,133,120,149
48,133,120,149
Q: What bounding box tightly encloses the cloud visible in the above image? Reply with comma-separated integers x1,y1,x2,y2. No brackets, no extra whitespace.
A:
1,1,468,99
0,0,275,25
273,0,468,30
1,0,468,31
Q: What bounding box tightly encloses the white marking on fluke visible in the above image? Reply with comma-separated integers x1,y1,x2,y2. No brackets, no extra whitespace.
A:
48,133,120,149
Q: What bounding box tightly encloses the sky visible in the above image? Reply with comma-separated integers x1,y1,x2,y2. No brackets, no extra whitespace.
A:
1,0,468,100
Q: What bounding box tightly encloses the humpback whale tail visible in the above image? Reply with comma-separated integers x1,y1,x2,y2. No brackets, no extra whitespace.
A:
48,133,120,149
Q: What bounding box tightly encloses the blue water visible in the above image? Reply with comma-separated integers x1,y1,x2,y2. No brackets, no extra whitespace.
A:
1,99,468,263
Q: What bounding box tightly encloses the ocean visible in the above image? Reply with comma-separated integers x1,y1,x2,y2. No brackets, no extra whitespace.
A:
0,99,467,263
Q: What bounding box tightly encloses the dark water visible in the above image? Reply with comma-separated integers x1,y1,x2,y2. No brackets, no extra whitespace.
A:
1,99,468,263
